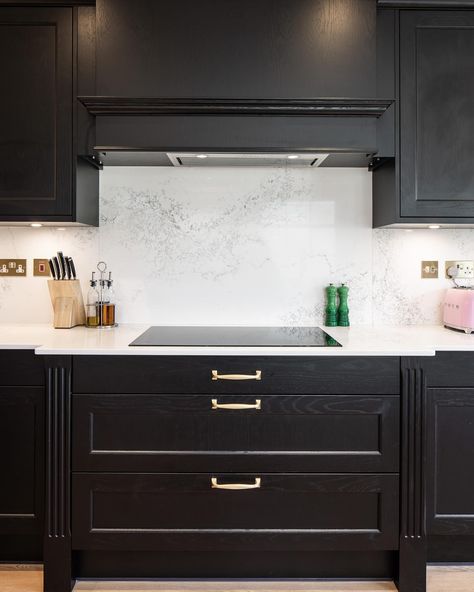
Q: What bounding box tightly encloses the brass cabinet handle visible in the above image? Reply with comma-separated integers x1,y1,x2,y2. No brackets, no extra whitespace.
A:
211,399,261,410
211,477,261,490
211,370,262,381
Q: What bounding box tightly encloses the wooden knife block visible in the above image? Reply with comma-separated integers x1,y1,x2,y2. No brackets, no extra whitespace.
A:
48,280,86,328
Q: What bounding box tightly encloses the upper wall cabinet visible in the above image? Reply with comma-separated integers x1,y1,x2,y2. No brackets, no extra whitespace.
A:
373,8,474,227
0,6,99,226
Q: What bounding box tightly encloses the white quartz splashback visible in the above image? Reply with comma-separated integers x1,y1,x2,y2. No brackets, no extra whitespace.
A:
0,166,473,325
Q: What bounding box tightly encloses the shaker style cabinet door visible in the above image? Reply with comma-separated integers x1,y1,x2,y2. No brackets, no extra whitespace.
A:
399,11,474,219
0,8,73,218
426,388,474,536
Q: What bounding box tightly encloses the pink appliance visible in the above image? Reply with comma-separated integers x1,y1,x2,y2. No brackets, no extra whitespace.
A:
443,288,474,334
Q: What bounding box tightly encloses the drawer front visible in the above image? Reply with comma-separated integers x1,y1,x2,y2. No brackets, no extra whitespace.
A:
72,394,399,473
424,351,474,388
73,356,400,395
72,473,399,551
0,350,44,386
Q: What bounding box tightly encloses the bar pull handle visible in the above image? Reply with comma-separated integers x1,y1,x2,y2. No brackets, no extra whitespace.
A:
211,399,261,411
211,370,262,381
211,477,261,490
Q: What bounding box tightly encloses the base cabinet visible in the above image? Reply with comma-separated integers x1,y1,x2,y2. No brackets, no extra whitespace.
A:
421,352,474,563
36,355,403,590
45,352,474,592
0,352,44,561
427,388,474,536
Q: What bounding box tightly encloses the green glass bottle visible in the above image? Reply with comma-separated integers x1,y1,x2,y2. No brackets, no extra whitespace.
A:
337,284,350,327
325,284,338,327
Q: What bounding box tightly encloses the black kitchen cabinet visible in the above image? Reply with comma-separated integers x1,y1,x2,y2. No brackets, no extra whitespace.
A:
426,388,474,536
419,352,474,562
0,6,99,225
43,354,410,591
373,8,474,226
0,351,44,561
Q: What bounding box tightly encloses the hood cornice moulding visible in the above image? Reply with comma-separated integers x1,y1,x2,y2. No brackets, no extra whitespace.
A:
78,97,394,118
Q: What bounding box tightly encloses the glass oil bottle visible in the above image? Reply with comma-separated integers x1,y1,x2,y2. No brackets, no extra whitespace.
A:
99,271,116,327
85,272,100,327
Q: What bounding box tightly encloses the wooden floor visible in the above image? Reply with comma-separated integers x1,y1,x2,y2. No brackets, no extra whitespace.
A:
1,565,474,592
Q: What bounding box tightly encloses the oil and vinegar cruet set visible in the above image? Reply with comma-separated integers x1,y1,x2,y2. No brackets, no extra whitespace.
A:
48,255,116,329
85,261,117,328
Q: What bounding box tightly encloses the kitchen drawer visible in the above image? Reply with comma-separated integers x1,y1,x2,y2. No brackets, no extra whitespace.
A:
73,356,400,395
72,473,399,551
423,352,474,388
72,393,399,473
0,350,44,386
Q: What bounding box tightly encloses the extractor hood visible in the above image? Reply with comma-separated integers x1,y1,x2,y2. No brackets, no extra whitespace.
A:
95,150,375,168
80,0,394,167
167,152,329,168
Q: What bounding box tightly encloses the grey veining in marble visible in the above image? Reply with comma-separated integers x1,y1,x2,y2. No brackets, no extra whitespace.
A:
0,167,472,326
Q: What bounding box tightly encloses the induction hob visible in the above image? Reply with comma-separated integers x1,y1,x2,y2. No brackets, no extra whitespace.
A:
129,326,341,347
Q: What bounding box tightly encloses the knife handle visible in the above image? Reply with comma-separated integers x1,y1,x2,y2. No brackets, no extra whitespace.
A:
52,257,61,280
65,257,73,280
67,257,77,280
57,252,66,280
48,259,56,280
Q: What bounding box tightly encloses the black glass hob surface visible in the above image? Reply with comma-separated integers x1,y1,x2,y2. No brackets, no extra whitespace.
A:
129,326,341,347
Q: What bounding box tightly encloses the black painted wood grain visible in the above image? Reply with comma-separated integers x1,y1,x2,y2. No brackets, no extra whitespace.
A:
73,356,401,395
72,472,399,551
0,350,45,561
423,351,474,387
72,393,399,472
0,387,44,536
0,7,72,218
397,358,427,592
426,388,474,536
400,10,474,218
96,0,376,99
0,349,44,386
75,549,396,579
43,356,74,592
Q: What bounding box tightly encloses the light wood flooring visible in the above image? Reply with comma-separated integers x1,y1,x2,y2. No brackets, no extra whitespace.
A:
1,564,474,592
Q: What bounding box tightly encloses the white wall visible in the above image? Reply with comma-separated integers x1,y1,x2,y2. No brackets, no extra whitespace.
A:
0,166,472,326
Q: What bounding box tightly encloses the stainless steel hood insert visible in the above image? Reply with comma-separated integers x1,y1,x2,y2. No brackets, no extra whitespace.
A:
167,152,330,168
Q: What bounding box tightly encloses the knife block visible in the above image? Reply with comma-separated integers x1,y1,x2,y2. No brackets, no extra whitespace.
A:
48,280,86,329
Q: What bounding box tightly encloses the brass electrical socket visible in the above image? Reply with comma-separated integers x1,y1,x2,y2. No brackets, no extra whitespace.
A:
421,260,439,279
0,259,27,276
33,259,50,277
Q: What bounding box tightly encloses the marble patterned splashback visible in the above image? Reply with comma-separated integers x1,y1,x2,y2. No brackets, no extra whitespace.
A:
0,166,473,326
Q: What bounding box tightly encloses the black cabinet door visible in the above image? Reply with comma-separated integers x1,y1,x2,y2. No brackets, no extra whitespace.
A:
426,388,474,536
400,11,474,218
0,387,44,536
0,7,72,217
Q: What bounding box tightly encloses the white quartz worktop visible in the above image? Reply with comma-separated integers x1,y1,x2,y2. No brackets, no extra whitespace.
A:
0,324,474,356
